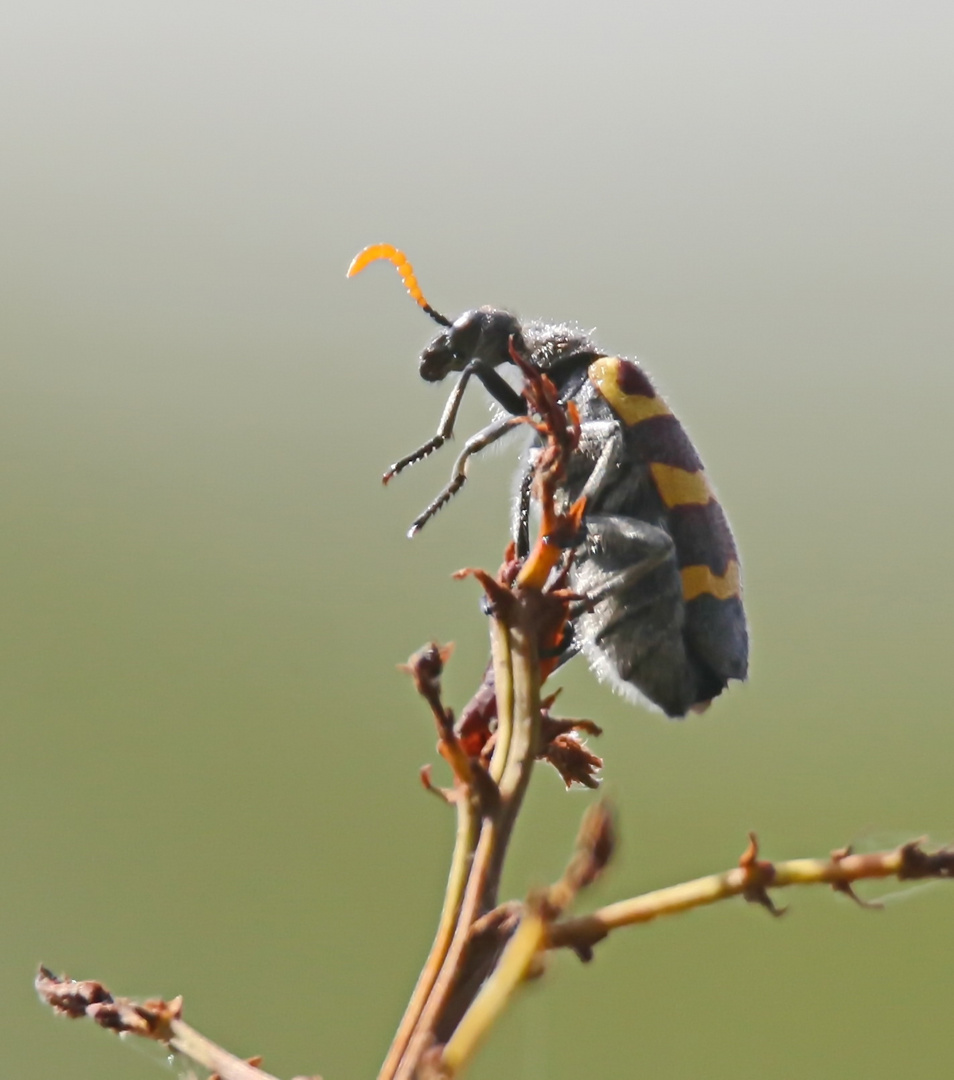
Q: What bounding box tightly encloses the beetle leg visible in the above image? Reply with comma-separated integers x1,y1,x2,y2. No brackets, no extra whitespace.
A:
408,415,525,536
383,363,480,482
513,460,535,558
570,514,676,619
474,366,528,417
540,620,578,662
576,422,625,504
514,422,622,559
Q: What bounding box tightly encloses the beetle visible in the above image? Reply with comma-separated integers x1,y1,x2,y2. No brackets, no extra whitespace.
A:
347,243,748,717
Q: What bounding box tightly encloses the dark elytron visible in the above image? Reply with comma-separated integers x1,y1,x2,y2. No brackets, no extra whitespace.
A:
348,244,748,717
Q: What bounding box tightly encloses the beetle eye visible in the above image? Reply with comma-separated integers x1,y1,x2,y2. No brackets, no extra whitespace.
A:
446,312,483,361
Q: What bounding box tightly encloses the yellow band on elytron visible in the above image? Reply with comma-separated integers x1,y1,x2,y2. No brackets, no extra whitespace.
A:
681,560,742,602
588,357,671,425
649,462,713,508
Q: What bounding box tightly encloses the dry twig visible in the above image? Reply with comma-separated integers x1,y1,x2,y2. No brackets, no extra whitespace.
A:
35,967,291,1080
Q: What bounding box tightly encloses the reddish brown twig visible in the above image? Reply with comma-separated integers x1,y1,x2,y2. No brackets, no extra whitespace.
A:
35,967,283,1080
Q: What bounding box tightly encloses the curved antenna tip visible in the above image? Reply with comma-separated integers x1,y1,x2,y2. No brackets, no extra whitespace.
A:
347,242,404,279
346,242,451,326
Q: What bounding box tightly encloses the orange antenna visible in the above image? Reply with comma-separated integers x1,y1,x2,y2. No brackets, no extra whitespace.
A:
347,243,452,328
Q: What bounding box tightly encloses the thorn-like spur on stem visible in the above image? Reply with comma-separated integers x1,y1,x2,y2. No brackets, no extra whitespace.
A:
35,968,283,1080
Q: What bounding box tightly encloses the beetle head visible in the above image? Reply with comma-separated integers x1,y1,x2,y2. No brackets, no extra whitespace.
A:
419,307,524,382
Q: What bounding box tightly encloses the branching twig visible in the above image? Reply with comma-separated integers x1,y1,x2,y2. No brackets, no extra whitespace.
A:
378,647,484,1080
547,834,954,953
392,578,551,1079
429,830,954,1078
36,331,952,1080
34,968,295,1080
438,804,615,1077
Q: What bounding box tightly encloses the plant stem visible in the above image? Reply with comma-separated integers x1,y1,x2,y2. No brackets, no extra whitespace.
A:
389,591,545,1079
168,1019,282,1080
439,905,547,1076
376,788,480,1080
547,841,953,952
481,598,543,906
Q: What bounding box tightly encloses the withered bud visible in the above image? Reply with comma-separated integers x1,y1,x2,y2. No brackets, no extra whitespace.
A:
36,967,113,1018
899,839,954,879
37,967,182,1039
542,733,603,790
567,802,616,892
400,642,454,698
546,802,617,917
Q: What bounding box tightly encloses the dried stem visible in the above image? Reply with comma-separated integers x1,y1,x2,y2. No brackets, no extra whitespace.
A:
439,901,547,1076
376,784,480,1080
487,617,515,786
482,594,545,902
391,587,546,1079
548,835,954,953
439,804,615,1076
34,968,285,1080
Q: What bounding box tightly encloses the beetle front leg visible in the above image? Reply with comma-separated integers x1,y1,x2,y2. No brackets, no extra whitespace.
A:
384,362,529,485
407,416,525,536
383,364,479,483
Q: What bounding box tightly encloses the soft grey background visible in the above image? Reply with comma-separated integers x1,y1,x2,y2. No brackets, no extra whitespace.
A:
2,2,952,1078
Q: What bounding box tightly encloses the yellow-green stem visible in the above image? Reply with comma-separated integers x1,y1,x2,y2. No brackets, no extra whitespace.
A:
547,846,917,950
392,595,545,1079
376,790,480,1080
439,908,547,1077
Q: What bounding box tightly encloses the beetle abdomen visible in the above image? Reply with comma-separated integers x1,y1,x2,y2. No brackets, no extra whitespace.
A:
585,356,749,711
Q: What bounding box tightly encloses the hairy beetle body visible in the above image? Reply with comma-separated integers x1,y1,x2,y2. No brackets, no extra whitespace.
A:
348,245,748,717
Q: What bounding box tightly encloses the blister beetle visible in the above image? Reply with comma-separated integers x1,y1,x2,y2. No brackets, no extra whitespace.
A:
348,243,748,717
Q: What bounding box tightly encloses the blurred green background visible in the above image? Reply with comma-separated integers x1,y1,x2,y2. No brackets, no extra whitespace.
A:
2,3,952,1078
